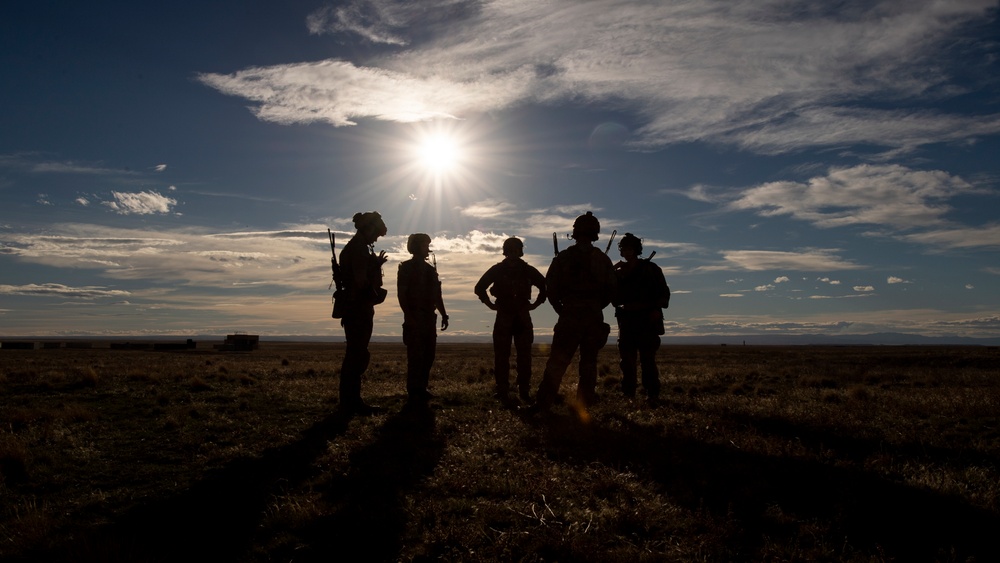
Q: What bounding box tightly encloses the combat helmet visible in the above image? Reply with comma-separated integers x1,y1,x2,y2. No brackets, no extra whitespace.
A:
406,233,431,254
572,211,600,242
502,237,523,257
618,232,642,255
353,211,387,239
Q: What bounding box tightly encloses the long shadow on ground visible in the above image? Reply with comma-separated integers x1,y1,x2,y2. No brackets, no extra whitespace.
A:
728,411,1000,471
30,409,357,562
520,410,1000,562
282,401,445,562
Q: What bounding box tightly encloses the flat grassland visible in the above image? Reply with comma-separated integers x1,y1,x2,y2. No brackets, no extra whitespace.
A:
1,343,998,562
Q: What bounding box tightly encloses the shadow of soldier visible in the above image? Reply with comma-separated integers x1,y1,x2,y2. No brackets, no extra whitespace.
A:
286,401,445,562
726,411,1000,473
521,411,1000,562
38,410,357,563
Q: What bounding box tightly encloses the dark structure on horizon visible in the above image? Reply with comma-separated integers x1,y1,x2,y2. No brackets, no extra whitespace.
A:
215,334,259,352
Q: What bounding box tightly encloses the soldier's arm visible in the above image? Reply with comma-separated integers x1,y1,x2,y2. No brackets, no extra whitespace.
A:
529,265,547,309
436,275,449,330
474,266,497,309
396,263,411,312
598,251,617,309
653,263,671,309
545,258,563,314
611,264,624,307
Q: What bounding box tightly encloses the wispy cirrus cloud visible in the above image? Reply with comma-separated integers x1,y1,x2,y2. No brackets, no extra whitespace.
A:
713,249,864,272
460,200,518,219
896,223,1000,250
0,154,139,176
0,283,131,299
198,0,1000,154
306,0,441,45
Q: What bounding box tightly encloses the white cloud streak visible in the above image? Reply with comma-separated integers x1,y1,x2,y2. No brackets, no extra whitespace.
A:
103,191,177,215
729,164,979,230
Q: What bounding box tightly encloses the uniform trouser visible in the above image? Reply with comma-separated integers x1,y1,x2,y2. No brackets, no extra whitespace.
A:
340,307,374,403
618,326,661,398
536,308,609,408
403,316,437,396
493,308,534,393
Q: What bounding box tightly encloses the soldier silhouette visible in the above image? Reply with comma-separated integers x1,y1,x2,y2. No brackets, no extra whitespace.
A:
530,212,617,414
397,233,448,404
613,233,670,405
338,211,388,414
475,237,547,405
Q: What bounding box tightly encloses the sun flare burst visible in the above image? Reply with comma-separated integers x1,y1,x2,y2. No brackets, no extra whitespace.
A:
417,133,462,173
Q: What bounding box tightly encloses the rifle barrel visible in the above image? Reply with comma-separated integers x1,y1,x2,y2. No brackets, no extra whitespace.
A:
328,228,343,291
605,229,617,254
552,232,559,256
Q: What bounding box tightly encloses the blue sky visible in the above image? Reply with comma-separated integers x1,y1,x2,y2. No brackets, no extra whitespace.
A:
2,0,999,341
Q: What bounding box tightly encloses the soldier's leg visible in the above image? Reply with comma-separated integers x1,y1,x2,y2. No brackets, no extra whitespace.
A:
535,321,578,408
617,326,639,397
578,346,599,406
513,311,534,397
340,312,373,404
577,321,610,406
406,320,437,398
403,321,424,397
639,334,662,399
492,313,513,394
422,323,437,393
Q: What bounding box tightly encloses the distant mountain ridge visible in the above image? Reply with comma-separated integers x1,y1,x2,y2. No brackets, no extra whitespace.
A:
658,333,1000,346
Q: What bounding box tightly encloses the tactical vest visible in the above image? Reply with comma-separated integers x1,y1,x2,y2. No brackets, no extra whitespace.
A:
490,259,533,303
550,245,613,308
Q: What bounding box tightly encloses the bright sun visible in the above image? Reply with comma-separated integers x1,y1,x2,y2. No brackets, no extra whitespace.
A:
417,134,461,173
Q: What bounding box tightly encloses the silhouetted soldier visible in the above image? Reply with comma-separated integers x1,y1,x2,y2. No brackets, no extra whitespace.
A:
397,233,449,403
532,212,617,413
338,211,388,414
475,237,547,404
613,233,670,404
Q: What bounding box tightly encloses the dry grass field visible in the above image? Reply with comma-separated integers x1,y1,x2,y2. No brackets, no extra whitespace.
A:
1,342,999,562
